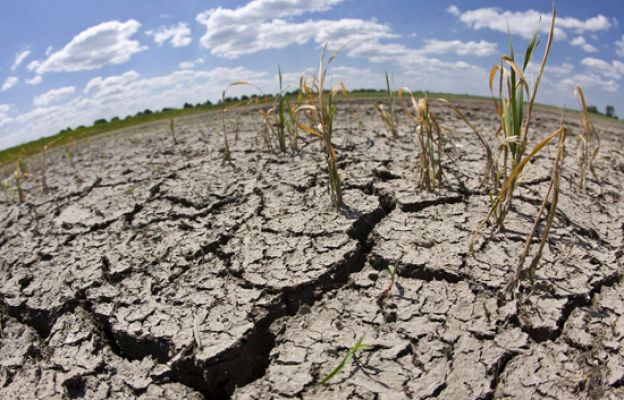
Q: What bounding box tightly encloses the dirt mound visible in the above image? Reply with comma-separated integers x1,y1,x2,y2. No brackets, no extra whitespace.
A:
1,100,623,399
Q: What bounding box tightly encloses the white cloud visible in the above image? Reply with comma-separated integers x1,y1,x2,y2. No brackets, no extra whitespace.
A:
179,58,205,69
145,22,192,47
196,0,397,58
419,39,496,56
0,66,270,149
0,104,12,128
11,49,31,70
45,46,54,56
85,70,141,95
193,0,488,88
454,7,612,39
28,20,147,74
547,62,575,76
616,35,624,57
581,57,624,79
558,14,613,34
561,72,619,93
570,36,597,53
446,5,460,17
193,0,488,89
26,76,43,85
198,15,396,58
1,76,18,92
33,86,76,106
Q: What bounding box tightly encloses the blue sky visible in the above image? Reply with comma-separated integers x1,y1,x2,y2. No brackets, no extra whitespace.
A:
1,0,622,149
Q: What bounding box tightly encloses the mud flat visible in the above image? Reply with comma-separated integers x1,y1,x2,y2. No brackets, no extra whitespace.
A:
1,100,622,399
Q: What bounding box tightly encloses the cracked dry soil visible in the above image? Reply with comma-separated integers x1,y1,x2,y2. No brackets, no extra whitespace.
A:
1,99,623,399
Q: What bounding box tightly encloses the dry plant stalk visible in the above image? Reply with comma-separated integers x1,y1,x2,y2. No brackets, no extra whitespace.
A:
66,138,78,167
286,87,303,151
401,89,443,191
259,107,277,153
260,69,303,153
470,125,566,254
297,45,345,209
417,98,443,190
220,81,262,163
375,71,398,137
507,124,567,293
276,66,287,153
437,98,494,187
14,159,26,204
40,145,49,192
169,118,178,145
573,85,600,191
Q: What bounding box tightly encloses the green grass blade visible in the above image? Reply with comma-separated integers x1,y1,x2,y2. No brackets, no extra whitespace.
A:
319,336,370,385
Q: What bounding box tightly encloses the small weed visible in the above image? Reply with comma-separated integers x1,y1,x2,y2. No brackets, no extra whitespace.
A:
375,71,398,137
125,186,136,197
377,258,400,305
318,335,374,385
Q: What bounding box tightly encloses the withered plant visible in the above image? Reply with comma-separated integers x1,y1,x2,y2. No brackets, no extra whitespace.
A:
297,45,345,209
507,123,567,293
169,118,178,145
482,8,556,228
437,98,494,187
573,85,600,191
469,6,556,245
401,89,443,191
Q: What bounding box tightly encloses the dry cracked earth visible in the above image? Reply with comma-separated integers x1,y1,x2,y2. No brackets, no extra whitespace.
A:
1,99,623,399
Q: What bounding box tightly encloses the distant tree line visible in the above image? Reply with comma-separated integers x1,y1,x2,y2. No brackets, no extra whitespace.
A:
587,104,618,120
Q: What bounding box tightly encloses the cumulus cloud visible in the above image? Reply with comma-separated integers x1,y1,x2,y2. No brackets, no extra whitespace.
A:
561,72,619,93
581,57,624,79
11,49,31,70
419,39,497,56
196,0,397,58
26,76,43,85
570,36,597,53
453,7,612,39
0,66,269,149
28,20,147,74
85,70,141,95
33,86,76,106
1,76,18,92
617,35,624,57
0,104,12,128
179,58,205,69
446,5,460,17
145,22,192,47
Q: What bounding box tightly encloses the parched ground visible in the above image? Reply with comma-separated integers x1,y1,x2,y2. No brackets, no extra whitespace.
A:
1,99,623,399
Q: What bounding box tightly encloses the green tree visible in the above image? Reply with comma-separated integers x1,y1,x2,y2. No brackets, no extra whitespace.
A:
606,105,616,118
